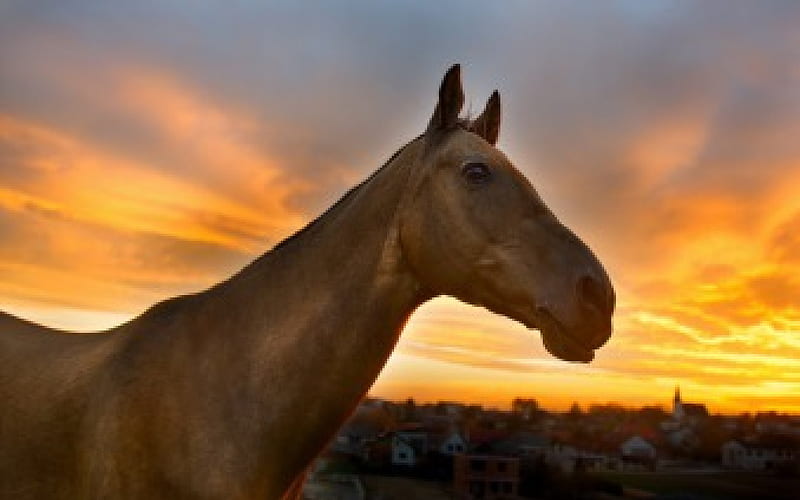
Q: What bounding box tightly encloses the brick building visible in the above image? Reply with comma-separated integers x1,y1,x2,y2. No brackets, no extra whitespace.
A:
453,454,519,499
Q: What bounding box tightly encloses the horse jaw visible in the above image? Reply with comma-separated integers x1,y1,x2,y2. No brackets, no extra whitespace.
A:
533,309,595,363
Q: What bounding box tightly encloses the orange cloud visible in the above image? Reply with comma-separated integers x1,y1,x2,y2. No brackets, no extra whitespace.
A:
0,68,312,318
2,2,800,414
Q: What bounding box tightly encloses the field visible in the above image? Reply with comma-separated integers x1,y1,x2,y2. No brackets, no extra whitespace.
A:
361,475,452,500
595,471,800,499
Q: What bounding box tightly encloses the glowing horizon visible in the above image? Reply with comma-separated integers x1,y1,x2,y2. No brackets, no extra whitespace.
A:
2,2,800,415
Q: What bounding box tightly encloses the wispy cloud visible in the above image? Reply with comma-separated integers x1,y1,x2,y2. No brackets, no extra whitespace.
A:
1,1,800,411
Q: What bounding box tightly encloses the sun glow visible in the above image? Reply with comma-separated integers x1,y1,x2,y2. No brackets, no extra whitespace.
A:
2,4,800,414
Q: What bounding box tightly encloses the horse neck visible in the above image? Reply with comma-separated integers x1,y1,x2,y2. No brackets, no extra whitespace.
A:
113,140,429,495
239,139,424,304
202,138,428,414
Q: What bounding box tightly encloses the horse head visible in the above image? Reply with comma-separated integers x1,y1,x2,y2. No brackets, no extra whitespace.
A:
400,65,615,362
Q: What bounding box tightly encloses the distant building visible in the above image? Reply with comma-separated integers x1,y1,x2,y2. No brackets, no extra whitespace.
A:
389,425,467,466
722,439,799,470
662,387,709,451
453,454,519,500
491,432,549,459
672,386,708,424
436,401,467,419
754,413,800,436
544,440,618,474
620,436,656,459
665,426,699,450
436,429,467,456
511,398,538,421
332,416,385,457
391,430,428,466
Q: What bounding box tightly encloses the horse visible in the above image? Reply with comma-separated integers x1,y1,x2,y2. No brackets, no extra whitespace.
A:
0,65,614,499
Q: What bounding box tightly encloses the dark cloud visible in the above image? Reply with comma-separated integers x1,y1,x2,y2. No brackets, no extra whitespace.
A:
3,2,798,223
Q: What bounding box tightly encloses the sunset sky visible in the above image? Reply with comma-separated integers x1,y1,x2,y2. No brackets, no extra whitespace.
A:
2,1,800,414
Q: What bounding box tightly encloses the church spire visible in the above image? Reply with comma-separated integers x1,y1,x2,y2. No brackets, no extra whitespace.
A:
672,385,684,421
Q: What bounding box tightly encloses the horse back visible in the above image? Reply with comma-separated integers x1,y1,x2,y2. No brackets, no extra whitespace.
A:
0,311,119,499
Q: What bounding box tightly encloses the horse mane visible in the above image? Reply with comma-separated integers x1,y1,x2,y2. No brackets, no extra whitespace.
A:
269,134,424,253
139,133,437,320
270,119,480,254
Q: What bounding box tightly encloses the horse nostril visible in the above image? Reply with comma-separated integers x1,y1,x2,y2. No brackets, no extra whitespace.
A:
577,275,612,315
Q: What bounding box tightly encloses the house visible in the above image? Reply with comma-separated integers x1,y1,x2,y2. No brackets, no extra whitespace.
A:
620,435,656,460
722,439,799,470
332,416,386,457
330,401,393,459
755,413,800,436
620,435,657,470
386,422,468,469
665,426,699,451
546,440,612,473
391,430,428,466
436,429,467,456
662,387,708,451
453,454,519,500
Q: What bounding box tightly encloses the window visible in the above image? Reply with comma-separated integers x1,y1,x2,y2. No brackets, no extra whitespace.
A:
398,452,407,460
497,461,507,473
502,481,512,493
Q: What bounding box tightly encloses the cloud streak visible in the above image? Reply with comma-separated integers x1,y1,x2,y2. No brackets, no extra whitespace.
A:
1,1,800,411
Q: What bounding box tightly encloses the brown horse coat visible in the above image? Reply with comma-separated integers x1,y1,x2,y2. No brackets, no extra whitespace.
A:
0,65,614,499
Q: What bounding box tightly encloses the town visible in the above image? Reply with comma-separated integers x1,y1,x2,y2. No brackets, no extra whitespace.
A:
303,389,800,499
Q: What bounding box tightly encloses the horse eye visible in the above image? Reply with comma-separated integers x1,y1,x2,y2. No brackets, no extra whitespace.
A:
461,162,491,184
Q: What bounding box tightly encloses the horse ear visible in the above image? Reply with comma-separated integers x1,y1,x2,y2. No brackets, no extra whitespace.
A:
469,90,501,145
426,64,464,133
